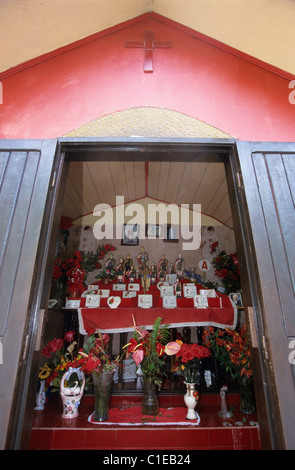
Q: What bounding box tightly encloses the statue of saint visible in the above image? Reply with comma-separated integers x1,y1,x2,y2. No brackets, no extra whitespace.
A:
116,258,125,283
174,254,184,278
105,253,116,273
149,262,157,284
158,253,168,279
137,246,148,273
124,253,133,272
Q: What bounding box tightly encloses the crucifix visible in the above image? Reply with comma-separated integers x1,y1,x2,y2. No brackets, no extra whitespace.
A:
125,30,172,73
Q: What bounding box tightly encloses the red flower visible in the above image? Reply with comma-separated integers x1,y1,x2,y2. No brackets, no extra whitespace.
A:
52,265,63,280
60,216,73,230
42,338,64,358
64,330,75,343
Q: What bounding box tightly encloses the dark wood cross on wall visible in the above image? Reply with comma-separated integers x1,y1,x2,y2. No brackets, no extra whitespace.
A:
125,30,172,73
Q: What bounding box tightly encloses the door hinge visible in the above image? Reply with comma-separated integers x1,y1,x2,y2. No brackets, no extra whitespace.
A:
262,335,269,360
236,171,242,188
51,171,57,188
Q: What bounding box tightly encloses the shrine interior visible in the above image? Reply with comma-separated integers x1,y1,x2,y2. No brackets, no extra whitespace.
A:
44,156,244,395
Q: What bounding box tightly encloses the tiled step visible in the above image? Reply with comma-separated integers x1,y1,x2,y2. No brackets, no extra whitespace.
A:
30,393,261,450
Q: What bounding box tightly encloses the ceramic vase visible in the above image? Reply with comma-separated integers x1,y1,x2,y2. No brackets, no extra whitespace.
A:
60,367,85,419
35,380,46,410
184,382,200,423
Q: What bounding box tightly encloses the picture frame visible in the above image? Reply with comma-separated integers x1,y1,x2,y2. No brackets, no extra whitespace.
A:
121,223,139,246
163,295,177,308
183,284,197,298
138,294,153,308
145,224,162,238
194,295,208,308
230,292,243,307
164,224,179,243
85,294,100,308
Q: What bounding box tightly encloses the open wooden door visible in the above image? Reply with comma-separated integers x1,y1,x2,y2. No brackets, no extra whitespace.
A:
234,141,295,450
0,139,65,449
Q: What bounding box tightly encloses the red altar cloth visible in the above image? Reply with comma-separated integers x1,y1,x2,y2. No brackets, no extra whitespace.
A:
77,281,237,334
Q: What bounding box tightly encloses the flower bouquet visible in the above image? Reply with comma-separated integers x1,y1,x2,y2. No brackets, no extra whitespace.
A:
38,330,81,393
77,329,122,421
123,315,180,415
173,341,211,384
212,250,241,294
202,325,255,414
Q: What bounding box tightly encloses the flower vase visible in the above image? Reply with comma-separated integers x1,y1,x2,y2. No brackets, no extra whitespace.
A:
239,375,256,415
60,368,85,419
35,380,46,410
142,378,159,416
184,382,200,423
92,371,115,421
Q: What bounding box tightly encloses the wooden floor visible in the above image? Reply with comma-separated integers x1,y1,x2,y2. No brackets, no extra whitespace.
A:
30,391,261,451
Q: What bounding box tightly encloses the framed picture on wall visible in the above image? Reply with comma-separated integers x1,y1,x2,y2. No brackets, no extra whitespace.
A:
121,223,139,246
145,224,162,238
230,292,243,307
164,224,179,243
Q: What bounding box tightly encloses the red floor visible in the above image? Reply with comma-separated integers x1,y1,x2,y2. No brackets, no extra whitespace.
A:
30,393,261,450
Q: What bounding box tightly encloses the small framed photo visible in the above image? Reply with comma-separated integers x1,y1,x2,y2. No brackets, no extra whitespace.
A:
121,223,139,246
160,285,174,297
145,224,162,238
183,284,197,298
163,295,177,308
128,283,140,291
65,299,81,308
97,289,110,298
85,295,100,308
230,292,243,307
123,290,137,298
194,295,208,308
164,224,179,243
138,294,153,308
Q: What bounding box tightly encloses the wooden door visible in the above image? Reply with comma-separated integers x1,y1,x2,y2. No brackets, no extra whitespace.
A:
235,141,295,450
0,139,64,449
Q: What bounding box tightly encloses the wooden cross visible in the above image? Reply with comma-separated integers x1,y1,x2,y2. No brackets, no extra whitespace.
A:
125,30,172,73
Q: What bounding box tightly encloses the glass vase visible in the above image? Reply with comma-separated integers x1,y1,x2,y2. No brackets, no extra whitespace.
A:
92,371,115,421
239,375,256,415
142,378,159,416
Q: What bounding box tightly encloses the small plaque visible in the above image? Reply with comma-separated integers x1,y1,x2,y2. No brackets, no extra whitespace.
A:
97,289,110,298
194,295,208,308
113,284,126,291
85,295,100,308
65,299,81,308
123,291,137,298
138,295,153,308
163,295,177,308
160,285,174,297
128,283,140,291
183,284,197,298
199,289,216,298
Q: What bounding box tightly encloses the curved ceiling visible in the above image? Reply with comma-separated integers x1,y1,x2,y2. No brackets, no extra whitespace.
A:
1,0,295,75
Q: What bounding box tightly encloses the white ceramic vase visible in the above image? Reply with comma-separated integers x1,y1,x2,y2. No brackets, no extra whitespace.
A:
35,379,46,410
184,382,200,423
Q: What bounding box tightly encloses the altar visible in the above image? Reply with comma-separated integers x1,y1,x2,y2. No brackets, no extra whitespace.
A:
75,280,237,335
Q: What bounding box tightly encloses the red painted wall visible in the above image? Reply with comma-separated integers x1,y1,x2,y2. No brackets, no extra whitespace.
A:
0,15,294,141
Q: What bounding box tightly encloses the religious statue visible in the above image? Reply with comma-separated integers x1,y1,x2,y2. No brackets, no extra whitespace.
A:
141,265,150,294
116,258,125,283
158,253,168,279
149,262,157,284
169,263,176,274
105,253,116,273
124,253,133,272
127,265,137,283
174,280,182,297
137,246,148,274
174,254,184,278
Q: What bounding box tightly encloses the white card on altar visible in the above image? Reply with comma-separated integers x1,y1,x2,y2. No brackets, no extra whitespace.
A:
194,295,208,308
128,283,140,291
123,290,137,298
183,284,197,298
88,284,99,291
97,289,110,298
199,289,216,297
65,299,81,308
138,294,153,308
166,274,178,285
113,284,126,291
160,285,174,297
85,294,100,307
163,295,177,308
